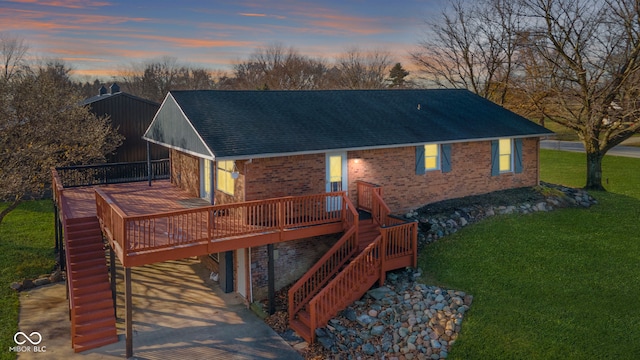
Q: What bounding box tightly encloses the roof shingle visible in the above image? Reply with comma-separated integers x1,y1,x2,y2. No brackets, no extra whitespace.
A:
145,89,553,159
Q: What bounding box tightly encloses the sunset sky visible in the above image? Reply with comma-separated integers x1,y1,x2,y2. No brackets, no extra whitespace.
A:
1,0,447,80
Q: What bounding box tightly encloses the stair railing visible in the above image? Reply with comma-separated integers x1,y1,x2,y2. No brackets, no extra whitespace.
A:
52,169,78,342
309,235,382,342
288,194,359,324
304,188,418,343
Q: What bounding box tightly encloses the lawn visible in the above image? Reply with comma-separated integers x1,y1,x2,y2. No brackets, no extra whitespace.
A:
0,200,56,360
419,149,640,359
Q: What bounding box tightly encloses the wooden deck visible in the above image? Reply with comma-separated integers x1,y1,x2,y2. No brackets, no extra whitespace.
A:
58,180,209,219
55,179,348,267
53,168,419,348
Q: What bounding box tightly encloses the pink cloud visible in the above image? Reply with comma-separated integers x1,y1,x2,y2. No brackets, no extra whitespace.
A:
238,12,286,20
235,1,395,36
4,0,111,9
127,34,255,49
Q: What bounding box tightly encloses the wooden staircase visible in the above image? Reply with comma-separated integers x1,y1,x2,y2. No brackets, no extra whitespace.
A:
64,216,118,352
358,217,379,252
288,184,418,344
290,217,379,341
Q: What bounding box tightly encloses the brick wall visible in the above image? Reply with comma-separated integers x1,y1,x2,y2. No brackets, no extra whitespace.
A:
244,154,326,201
170,149,200,197
199,255,220,274
172,137,539,213
250,234,341,301
347,138,540,213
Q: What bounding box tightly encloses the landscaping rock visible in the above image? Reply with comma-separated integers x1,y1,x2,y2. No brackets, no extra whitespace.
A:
315,269,469,359
408,183,597,251
33,277,50,287
21,279,34,290
49,270,63,283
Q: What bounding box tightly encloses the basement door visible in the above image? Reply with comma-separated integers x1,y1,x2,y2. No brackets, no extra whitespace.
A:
326,152,347,211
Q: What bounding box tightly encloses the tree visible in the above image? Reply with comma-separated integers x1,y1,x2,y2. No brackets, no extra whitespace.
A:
415,0,640,190
333,47,393,89
232,43,330,90
0,64,123,225
517,0,640,190
411,0,524,105
0,32,28,81
120,57,217,102
388,63,411,88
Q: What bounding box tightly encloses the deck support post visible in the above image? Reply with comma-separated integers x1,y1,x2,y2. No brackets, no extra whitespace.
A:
147,141,152,187
125,267,133,359
267,243,275,315
109,247,117,317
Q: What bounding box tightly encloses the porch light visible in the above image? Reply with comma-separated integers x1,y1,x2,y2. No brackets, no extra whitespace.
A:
231,161,239,179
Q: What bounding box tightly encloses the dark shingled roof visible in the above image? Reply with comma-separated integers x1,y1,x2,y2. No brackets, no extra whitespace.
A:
144,89,553,159
82,91,159,107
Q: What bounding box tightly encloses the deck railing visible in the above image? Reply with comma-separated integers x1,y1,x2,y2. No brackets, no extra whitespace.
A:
309,236,382,342
356,181,383,213
95,190,347,260
55,159,169,188
288,196,359,323
356,180,395,226
52,170,78,340
379,221,418,283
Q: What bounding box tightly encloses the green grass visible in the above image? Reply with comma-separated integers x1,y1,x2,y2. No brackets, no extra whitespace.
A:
419,150,640,359
0,200,56,360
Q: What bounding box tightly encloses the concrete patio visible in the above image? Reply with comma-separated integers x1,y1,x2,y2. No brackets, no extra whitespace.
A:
18,257,302,360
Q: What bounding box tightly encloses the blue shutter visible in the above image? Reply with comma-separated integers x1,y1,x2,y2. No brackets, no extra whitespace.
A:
514,138,523,174
415,146,425,175
441,144,452,173
491,140,499,176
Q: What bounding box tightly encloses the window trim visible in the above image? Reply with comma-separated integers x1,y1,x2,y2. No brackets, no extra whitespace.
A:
424,144,441,172
498,138,513,173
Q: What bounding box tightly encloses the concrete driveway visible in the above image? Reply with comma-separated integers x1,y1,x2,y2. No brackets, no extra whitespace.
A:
17,258,303,360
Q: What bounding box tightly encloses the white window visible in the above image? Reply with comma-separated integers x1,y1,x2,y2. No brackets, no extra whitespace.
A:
217,160,235,195
499,138,512,172
424,144,440,171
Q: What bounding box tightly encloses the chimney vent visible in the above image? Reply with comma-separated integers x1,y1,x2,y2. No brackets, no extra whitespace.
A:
99,85,107,96
110,83,120,94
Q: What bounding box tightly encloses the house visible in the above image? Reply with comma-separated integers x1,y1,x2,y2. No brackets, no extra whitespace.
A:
143,87,552,323
145,89,551,212
82,83,168,163
52,88,552,355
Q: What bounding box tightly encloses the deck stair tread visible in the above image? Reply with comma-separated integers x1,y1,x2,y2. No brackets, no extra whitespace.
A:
63,215,118,352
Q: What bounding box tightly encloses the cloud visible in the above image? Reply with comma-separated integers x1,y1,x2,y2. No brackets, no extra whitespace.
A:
0,8,149,32
238,12,286,20
125,34,256,49
4,0,111,9
235,2,398,36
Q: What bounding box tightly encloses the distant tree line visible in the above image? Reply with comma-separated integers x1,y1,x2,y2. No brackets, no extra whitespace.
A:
74,43,412,103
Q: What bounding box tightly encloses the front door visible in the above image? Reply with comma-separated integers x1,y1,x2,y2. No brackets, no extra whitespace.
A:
200,159,213,204
326,152,347,211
